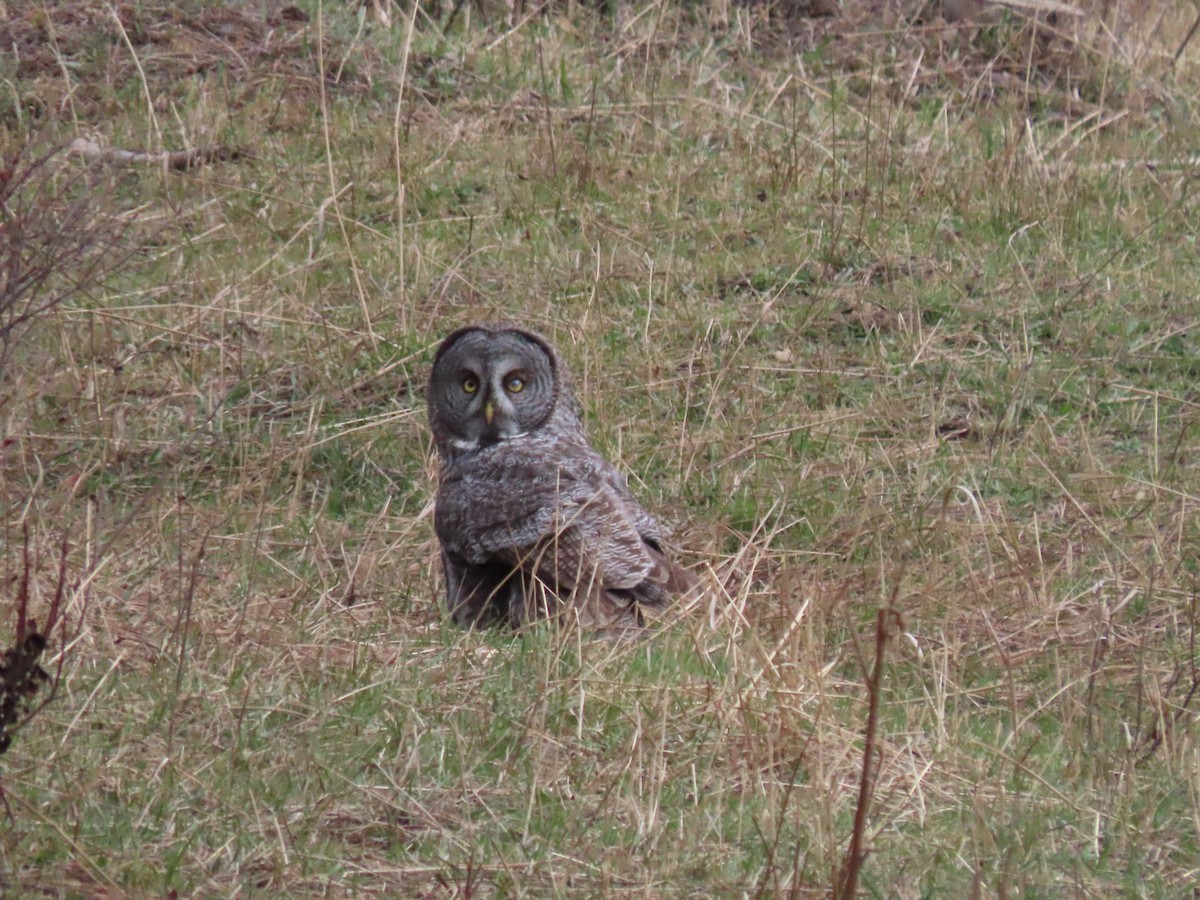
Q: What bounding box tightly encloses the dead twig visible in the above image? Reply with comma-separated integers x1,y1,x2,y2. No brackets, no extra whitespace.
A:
67,137,246,171
836,579,904,899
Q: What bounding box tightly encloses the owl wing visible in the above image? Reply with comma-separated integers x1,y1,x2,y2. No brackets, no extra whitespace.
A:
435,435,689,627
523,479,691,630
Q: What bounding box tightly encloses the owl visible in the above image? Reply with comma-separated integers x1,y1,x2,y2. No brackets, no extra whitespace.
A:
427,323,697,632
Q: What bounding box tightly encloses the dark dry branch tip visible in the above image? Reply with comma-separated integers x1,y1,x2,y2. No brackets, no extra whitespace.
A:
835,585,904,900
0,527,71,760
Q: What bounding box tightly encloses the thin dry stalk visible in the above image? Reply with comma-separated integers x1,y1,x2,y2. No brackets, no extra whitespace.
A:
1172,8,1200,67
166,527,210,757
315,1,378,352
392,0,419,328
835,582,903,899
536,40,560,180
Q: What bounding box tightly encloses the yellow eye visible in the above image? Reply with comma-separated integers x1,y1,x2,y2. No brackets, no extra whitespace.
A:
505,375,525,393
462,376,478,394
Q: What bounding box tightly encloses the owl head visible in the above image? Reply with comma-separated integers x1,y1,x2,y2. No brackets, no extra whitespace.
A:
427,324,581,461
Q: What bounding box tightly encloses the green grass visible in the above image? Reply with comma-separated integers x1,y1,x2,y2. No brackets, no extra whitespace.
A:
2,0,1200,893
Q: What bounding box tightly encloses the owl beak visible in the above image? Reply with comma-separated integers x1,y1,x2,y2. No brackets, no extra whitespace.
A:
484,400,495,426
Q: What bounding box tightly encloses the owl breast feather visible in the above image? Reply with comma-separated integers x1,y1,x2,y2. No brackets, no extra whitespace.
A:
434,434,661,584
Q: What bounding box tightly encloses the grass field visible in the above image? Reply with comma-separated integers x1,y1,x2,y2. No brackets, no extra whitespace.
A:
2,0,1200,894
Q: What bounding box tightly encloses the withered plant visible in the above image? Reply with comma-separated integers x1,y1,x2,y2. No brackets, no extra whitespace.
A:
0,143,140,383
0,528,71,763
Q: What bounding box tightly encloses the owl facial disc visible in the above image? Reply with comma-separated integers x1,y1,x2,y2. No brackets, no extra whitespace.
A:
428,325,560,460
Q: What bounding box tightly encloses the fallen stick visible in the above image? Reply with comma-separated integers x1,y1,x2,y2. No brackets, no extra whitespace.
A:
67,137,244,172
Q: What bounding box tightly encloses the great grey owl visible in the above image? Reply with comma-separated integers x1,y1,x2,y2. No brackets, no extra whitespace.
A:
427,323,697,631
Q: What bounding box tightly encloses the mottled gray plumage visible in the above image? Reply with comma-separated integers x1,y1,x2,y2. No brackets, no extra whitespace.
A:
427,324,696,631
